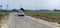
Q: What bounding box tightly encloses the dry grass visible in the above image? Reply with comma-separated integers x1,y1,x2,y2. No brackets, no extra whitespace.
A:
25,12,60,24
0,12,9,28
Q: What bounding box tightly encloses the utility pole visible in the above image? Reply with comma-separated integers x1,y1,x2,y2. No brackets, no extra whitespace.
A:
20,4,22,8
6,5,9,12
0,5,2,10
20,4,24,12
6,5,8,10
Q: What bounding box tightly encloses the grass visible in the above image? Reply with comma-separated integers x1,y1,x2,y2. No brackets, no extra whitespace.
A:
0,12,9,28
25,12,60,24
25,12,60,18
0,12,9,20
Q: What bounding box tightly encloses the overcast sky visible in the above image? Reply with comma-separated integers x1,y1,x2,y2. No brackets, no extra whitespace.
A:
0,0,60,10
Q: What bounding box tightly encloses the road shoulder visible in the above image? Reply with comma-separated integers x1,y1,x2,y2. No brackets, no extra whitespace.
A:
1,14,10,28
26,16,60,28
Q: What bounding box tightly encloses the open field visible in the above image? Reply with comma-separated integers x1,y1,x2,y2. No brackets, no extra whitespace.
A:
25,12,60,24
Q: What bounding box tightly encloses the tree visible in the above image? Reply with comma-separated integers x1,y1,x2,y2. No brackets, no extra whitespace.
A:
20,8,24,12
54,9,57,11
54,9,60,12
12,8,17,12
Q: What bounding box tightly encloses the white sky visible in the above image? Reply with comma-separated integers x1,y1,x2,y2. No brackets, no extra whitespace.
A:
0,0,60,10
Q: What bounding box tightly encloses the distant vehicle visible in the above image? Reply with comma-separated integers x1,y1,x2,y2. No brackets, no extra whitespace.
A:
18,10,25,16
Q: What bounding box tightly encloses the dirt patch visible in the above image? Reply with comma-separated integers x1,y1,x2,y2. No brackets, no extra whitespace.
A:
0,14,10,28
26,14,60,24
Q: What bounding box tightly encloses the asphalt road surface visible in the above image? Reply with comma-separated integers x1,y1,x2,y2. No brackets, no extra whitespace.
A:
7,13,56,28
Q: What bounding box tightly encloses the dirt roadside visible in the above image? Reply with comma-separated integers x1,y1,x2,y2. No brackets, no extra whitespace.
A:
26,16,60,28
0,14,10,28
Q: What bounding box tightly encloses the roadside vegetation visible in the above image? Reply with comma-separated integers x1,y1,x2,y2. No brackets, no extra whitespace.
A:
0,12,9,28
0,12,9,20
25,12,60,24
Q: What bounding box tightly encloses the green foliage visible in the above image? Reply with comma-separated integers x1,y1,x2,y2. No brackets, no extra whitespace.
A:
0,12,8,19
25,12,60,18
20,8,24,12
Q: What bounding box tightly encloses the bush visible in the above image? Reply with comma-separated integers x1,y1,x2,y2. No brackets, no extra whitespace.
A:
0,14,3,17
0,12,9,20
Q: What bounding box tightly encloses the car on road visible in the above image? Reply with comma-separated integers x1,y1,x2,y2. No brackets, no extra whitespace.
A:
18,10,25,16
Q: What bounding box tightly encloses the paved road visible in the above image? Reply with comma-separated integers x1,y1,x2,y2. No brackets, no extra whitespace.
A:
7,13,55,28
